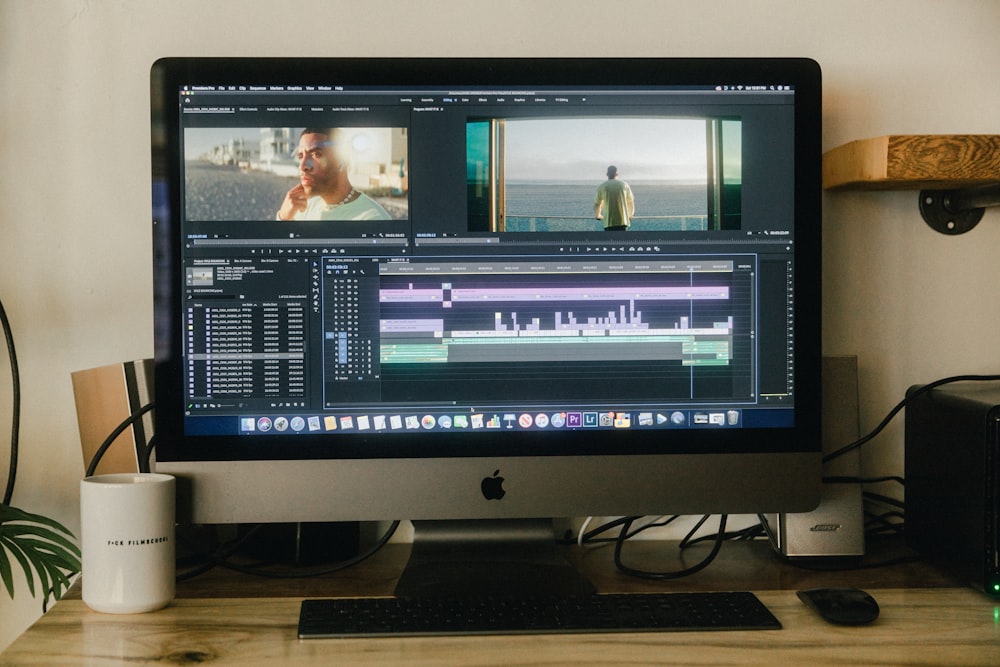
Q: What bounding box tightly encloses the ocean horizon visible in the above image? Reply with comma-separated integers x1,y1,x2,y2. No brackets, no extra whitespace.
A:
505,181,708,219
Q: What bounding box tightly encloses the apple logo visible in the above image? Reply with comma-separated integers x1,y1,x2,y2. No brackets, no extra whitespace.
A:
481,469,506,500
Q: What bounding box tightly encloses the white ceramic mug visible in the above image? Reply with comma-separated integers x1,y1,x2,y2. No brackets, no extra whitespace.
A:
80,473,175,613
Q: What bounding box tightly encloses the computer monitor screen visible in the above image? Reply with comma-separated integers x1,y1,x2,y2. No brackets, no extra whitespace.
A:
151,58,822,540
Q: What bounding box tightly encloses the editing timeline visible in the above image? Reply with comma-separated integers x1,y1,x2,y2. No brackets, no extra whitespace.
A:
183,249,786,433
318,254,755,409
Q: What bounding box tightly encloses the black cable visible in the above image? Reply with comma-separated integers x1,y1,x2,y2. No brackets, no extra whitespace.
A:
863,491,904,510
84,402,156,477
677,514,712,549
614,514,728,580
733,523,768,541
0,297,20,506
619,515,683,542
138,437,155,474
823,475,905,486
683,520,765,547
563,515,684,546
613,514,682,540
864,510,905,536
557,515,633,545
823,373,1000,463
583,513,760,550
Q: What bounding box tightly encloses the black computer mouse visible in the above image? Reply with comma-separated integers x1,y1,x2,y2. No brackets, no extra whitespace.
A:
796,587,880,625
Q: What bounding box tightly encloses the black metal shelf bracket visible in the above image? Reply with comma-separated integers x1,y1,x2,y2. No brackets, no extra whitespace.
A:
919,184,1000,235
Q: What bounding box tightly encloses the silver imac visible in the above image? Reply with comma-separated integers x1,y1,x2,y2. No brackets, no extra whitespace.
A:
151,57,822,595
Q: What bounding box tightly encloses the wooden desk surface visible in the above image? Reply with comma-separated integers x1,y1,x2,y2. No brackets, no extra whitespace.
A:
3,540,999,666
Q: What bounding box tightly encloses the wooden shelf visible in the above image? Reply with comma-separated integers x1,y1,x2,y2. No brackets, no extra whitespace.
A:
822,134,1000,191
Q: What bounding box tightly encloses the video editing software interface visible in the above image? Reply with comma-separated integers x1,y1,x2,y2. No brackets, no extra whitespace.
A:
173,77,802,445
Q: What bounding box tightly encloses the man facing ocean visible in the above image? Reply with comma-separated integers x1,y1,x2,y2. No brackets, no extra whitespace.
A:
594,165,635,231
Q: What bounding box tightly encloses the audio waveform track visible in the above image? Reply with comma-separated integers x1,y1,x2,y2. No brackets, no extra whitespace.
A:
379,282,735,366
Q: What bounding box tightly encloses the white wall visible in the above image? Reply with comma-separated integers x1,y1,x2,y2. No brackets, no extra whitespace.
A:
2,0,999,649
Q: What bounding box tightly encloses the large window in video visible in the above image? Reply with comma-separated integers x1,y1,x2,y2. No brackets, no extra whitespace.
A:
467,117,741,233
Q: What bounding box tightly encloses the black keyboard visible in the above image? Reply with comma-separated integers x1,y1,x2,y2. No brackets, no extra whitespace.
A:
298,591,781,638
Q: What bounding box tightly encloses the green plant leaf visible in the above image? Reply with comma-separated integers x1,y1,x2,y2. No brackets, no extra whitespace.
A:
6,524,80,565
0,504,78,539
12,523,80,565
0,503,81,602
5,539,36,597
19,539,76,588
16,539,51,600
0,544,14,598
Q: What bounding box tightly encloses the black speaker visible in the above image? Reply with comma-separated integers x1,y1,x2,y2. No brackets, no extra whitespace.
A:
905,380,1000,597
